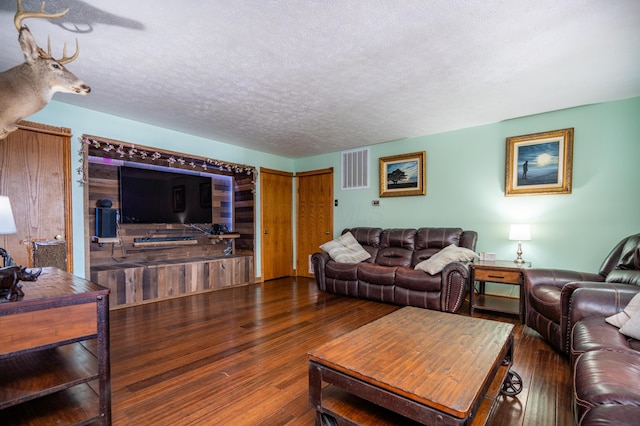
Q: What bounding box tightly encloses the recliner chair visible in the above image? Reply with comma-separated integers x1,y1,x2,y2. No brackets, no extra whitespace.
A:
523,233,640,354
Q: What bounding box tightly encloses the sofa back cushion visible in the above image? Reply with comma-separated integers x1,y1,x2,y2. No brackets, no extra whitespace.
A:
600,233,640,278
376,229,415,267
343,227,382,263
412,228,464,266
604,234,640,286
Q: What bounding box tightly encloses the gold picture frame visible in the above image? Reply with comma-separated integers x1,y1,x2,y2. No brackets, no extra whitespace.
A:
379,151,426,197
505,128,573,196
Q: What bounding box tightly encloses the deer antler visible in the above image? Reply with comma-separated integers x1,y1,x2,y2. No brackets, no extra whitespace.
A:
14,0,69,31
46,37,80,64
14,0,79,64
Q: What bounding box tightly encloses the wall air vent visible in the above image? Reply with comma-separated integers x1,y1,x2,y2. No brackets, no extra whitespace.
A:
341,147,370,190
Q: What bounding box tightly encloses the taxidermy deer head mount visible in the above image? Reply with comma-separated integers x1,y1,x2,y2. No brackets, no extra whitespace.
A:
0,0,90,139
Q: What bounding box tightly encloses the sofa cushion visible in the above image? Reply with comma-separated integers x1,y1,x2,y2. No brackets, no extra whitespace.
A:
325,261,359,281
347,227,383,247
395,266,443,292
380,229,416,250
414,244,477,275
606,292,640,328
320,232,371,264
357,262,397,286
376,247,414,267
411,248,443,266
574,350,640,421
606,269,640,286
345,227,382,263
580,404,640,426
571,317,640,362
415,228,463,249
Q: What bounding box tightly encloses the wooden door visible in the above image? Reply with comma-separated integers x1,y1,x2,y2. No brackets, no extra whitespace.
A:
0,121,72,270
296,168,333,278
260,168,293,281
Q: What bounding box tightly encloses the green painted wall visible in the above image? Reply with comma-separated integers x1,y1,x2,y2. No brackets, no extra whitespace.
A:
29,97,639,280
296,97,640,275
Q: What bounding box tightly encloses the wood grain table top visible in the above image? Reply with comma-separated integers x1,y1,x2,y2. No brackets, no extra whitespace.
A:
308,307,514,418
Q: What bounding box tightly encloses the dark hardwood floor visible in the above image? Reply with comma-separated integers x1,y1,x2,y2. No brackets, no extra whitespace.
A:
106,277,572,425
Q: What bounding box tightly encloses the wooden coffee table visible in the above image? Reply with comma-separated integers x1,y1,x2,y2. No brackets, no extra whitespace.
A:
308,307,516,425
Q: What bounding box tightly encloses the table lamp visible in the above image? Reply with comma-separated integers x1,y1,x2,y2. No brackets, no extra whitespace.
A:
0,196,18,267
509,224,531,264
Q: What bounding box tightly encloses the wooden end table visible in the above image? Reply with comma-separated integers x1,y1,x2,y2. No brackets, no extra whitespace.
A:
469,260,531,323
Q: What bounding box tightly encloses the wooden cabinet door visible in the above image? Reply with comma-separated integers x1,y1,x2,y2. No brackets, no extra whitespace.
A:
0,122,72,270
296,168,333,278
260,168,293,281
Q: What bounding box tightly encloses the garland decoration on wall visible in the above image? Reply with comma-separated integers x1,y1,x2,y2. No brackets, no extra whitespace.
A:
77,136,257,191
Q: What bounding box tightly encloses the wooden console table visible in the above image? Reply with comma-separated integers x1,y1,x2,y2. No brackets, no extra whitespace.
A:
90,255,254,309
0,267,111,425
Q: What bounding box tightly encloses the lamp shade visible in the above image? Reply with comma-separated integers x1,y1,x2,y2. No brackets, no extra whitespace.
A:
509,224,531,241
0,196,17,234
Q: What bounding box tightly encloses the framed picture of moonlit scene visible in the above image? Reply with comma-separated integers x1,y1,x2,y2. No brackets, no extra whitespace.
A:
379,151,426,197
505,128,574,196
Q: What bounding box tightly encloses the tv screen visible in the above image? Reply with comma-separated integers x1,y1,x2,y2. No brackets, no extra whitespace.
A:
119,166,213,224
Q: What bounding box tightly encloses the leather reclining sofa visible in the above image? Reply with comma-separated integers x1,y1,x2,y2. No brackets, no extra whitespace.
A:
569,285,640,425
524,233,640,425
311,227,477,313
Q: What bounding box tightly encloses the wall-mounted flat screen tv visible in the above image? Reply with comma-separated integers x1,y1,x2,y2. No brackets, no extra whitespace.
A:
119,166,213,224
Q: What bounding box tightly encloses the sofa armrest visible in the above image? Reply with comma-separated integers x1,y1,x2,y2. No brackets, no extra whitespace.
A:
440,261,470,313
311,252,330,291
523,269,604,294
566,283,640,330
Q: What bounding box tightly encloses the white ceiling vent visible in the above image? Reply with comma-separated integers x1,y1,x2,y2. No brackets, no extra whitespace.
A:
341,147,370,190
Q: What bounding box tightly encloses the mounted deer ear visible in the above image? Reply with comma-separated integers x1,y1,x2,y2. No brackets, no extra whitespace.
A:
18,27,39,63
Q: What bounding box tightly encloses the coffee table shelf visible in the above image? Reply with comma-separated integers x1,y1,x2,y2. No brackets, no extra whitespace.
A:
318,360,511,426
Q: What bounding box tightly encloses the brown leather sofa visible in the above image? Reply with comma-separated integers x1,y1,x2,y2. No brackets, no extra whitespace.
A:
568,286,640,425
523,233,640,354
311,227,477,313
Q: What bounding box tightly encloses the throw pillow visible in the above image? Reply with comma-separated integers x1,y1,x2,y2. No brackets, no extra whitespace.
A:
605,292,640,328
414,244,478,275
619,309,640,340
320,232,371,264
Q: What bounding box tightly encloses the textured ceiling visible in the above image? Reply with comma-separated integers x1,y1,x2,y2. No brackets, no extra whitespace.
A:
1,1,639,158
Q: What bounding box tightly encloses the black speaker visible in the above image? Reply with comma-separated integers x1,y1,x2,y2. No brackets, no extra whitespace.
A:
96,208,117,238
97,198,113,208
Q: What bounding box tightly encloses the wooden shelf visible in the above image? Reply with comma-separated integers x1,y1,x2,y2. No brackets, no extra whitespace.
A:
0,268,110,425
207,233,240,240
132,239,198,247
0,383,100,425
473,294,520,316
319,361,512,426
0,343,98,409
320,385,422,425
